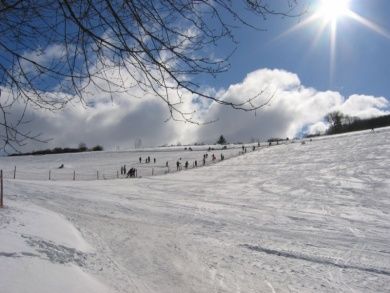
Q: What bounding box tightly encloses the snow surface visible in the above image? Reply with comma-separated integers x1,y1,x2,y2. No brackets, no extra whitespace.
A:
1,128,390,292
0,144,247,180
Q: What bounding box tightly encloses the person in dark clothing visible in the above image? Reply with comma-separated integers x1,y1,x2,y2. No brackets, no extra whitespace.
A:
203,158,206,165
126,168,137,178
194,160,197,167
139,157,142,163
154,158,156,163
176,161,180,171
123,165,126,174
185,161,189,169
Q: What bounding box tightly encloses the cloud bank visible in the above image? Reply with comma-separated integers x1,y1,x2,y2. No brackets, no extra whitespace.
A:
2,68,389,152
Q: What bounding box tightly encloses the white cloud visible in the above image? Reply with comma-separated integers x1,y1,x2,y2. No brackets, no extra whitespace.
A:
307,122,329,135
194,68,389,142
335,94,389,119
1,67,389,152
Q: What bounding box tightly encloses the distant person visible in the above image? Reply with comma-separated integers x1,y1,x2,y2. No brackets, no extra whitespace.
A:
185,161,189,169
194,160,197,167
166,161,169,168
176,161,180,171
154,158,156,163
120,166,124,175
123,165,126,174
139,157,142,163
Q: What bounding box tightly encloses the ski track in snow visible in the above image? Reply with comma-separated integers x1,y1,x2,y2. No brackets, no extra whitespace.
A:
1,128,390,292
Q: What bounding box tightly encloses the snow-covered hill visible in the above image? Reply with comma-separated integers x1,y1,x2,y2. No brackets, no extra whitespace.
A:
0,144,247,180
1,128,390,292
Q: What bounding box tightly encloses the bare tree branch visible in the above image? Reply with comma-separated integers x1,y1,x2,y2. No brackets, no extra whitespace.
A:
0,0,305,151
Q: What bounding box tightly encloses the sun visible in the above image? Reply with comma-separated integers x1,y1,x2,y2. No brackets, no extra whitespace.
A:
273,0,390,84
317,0,351,23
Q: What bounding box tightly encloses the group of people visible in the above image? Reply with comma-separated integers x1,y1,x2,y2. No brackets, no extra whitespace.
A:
139,156,156,164
126,167,137,178
120,164,137,178
123,144,262,177
174,151,226,171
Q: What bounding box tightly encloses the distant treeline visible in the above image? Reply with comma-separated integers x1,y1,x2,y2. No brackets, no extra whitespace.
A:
9,144,103,157
325,112,390,135
267,137,289,143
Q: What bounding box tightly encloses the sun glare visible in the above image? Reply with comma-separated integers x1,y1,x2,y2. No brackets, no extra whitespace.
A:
273,0,390,84
318,0,351,22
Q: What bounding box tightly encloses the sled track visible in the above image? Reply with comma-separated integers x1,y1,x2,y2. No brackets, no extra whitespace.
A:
242,244,390,277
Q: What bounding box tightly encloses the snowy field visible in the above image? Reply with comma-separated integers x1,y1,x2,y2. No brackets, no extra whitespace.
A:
1,128,390,292
0,144,249,180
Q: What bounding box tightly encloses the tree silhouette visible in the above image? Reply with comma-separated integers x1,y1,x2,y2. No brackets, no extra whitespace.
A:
325,111,344,134
217,135,227,145
0,0,303,151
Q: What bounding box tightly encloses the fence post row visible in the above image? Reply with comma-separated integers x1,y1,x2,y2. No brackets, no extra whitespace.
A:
1,169,4,208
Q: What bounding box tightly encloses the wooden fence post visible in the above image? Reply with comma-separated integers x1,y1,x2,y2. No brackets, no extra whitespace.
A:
1,170,3,208
13,166,16,179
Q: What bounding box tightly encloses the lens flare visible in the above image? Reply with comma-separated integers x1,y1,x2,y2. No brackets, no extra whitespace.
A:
272,0,389,85
318,0,351,22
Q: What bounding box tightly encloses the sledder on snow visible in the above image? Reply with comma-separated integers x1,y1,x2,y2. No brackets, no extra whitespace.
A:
126,168,137,178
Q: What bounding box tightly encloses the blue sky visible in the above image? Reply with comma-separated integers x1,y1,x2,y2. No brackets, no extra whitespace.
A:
2,0,390,152
204,0,390,100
